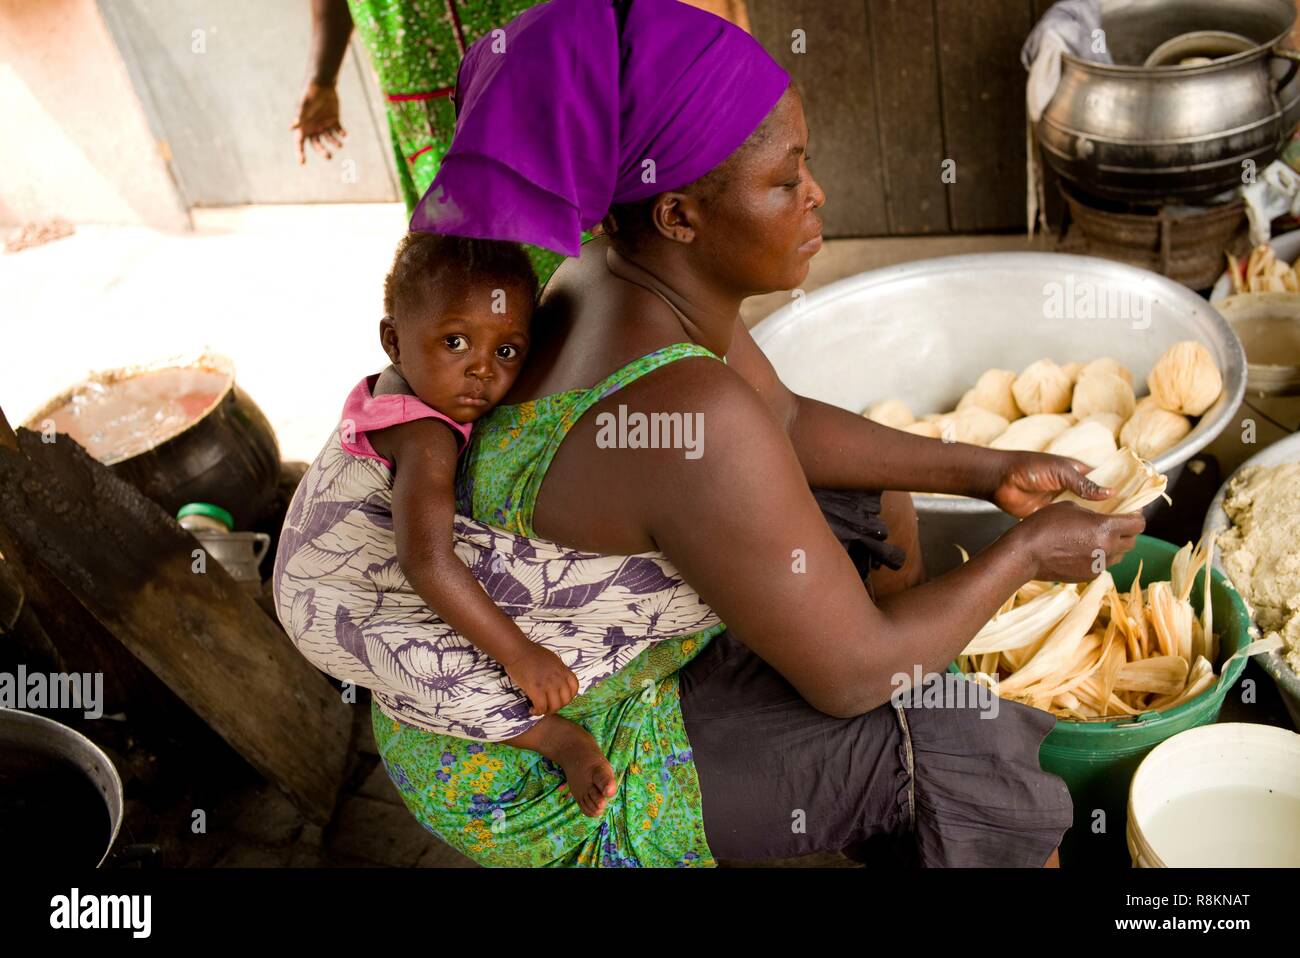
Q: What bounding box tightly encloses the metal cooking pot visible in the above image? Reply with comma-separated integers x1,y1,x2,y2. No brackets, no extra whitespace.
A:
749,253,1246,576
0,707,123,867
1038,0,1300,203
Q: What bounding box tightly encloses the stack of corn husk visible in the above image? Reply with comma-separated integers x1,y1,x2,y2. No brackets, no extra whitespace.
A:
957,536,1218,720
1226,244,1300,294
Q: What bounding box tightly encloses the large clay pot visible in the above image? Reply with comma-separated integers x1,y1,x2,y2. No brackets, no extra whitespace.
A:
23,352,280,530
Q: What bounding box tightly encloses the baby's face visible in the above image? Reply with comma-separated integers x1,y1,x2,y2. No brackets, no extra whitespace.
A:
389,280,532,423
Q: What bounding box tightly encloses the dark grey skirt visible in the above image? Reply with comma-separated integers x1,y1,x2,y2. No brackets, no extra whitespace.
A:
678,487,1072,867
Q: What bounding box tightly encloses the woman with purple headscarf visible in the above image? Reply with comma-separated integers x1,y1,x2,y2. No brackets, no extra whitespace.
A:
358,0,1144,866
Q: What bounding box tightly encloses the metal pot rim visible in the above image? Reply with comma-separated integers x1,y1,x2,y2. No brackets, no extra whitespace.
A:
0,706,125,867
1061,26,1293,76
20,350,237,465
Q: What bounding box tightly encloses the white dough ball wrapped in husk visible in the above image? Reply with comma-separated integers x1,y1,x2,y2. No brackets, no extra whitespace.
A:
1082,412,1123,440
1072,371,1136,421
1120,405,1192,459
957,369,1022,421
1012,359,1073,415
989,413,1075,452
1045,420,1118,468
863,398,915,430
1134,394,1163,415
1079,357,1134,386
903,420,941,438
1147,341,1223,417
934,407,1010,446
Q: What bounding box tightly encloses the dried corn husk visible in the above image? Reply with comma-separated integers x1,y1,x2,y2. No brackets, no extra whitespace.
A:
988,413,1075,452
1228,244,1300,294
1053,447,1169,514
960,583,1080,655
957,536,1224,721
864,398,915,429
997,572,1113,697
1114,655,1189,695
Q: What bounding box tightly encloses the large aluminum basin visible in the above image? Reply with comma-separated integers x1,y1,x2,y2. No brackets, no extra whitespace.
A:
751,253,1246,575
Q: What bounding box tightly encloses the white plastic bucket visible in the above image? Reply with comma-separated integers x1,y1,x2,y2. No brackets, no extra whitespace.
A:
1127,722,1300,867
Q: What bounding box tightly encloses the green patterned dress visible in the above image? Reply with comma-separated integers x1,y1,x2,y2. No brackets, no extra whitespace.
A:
346,0,570,280
372,343,727,867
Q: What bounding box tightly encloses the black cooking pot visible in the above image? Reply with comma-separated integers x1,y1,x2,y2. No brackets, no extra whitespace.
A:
24,353,280,531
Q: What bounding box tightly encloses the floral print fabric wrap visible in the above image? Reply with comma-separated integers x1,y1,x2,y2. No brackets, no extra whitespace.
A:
273,426,721,742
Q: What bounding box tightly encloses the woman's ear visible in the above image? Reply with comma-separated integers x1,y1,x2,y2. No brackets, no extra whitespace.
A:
651,192,697,245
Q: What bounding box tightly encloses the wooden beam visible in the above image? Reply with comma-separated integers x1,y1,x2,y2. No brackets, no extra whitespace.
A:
0,428,352,823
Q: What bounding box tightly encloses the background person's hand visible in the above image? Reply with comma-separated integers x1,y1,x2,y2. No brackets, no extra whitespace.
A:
503,644,580,716
291,81,347,164
1016,501,1146,582
990,450,1112,519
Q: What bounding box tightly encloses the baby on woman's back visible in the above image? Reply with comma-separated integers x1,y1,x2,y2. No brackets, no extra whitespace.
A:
355,232,617,816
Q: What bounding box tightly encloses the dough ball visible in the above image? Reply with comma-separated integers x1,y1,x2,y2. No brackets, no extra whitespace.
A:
1120,405,1192,459
1147,341,1223,417
1045,420,1119,468
863,398,915,430
957,368,1022,421
1072,371,1136,421
988,413,1075,452
1012,359,1073,415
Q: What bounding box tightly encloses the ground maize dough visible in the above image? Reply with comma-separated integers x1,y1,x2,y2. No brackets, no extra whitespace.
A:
1218,462,1300,674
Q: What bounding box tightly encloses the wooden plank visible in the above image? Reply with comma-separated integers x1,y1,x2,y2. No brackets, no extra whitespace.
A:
934,0,1033,231
0,429,352,823
867,0,950,234
747,0,890,237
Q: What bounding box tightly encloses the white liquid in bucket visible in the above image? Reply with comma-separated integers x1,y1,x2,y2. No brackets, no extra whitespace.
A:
1142,785,1300,866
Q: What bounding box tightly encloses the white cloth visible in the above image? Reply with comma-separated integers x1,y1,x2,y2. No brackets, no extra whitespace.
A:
1241,160,1300,246
1021,0,1112,234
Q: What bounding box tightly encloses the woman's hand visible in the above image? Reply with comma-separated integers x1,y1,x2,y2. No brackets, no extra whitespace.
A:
503,644,580,716
1014,501,1146,582
292,81,347,164
989,450,1112,518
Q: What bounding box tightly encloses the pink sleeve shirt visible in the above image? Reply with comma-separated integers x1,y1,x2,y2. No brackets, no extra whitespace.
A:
337,374,474,469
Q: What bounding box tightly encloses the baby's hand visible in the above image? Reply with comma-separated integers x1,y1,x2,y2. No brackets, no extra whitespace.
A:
503,644,579,716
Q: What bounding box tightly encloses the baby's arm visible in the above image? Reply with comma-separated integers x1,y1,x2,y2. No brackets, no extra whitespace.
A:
376,418,579,715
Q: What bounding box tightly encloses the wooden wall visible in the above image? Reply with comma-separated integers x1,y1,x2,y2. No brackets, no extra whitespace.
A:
746,0,1060,237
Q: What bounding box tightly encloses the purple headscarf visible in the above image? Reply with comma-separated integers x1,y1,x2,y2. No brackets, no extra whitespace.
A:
410,0,790,256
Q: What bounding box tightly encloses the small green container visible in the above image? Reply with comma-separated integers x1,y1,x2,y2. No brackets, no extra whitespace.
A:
949,535,1253,867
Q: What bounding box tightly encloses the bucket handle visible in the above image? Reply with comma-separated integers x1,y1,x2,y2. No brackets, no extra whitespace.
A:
252,532,271,567
1114,710,1162,728
1271,45,1300,93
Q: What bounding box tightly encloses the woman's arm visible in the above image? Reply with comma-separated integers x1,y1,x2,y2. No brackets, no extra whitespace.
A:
724,315,1101,506
292,0,352,164
614,363,1142,719
378,419,578,714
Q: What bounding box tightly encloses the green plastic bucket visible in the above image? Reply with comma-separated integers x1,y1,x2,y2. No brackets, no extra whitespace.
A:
949,535,1252,867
